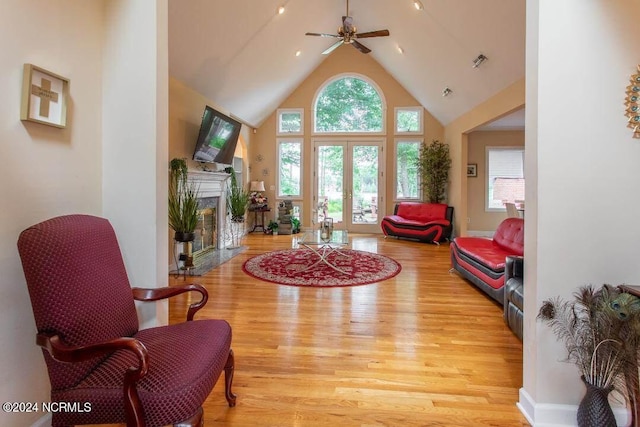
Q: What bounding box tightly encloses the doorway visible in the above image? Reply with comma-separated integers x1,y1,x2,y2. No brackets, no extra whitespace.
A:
313,139,384,233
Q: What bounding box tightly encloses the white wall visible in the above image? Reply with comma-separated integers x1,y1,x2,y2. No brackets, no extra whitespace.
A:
0,1,105,425
523,1,640,425
102,0,169,328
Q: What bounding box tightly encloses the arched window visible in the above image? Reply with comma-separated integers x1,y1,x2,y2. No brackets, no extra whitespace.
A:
313,74,385,133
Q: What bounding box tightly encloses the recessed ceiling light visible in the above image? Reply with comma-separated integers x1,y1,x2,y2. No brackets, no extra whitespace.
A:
413,1,424,10
295,50,302,57
396,45,404,54
278,6,285,14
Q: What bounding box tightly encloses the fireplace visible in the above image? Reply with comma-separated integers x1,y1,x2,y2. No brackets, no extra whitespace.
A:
187,171,229,266
192,198,217,263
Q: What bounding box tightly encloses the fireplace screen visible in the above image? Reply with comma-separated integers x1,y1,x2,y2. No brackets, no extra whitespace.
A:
193,197,218,256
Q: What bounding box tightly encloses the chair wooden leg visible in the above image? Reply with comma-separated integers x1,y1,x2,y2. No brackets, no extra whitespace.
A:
174,406,203,427
224,348,237,407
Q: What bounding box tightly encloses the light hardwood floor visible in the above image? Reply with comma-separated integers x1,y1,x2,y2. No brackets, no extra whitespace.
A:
166,233,529,427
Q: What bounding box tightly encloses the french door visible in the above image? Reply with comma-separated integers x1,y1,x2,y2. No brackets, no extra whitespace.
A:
313,139,384,233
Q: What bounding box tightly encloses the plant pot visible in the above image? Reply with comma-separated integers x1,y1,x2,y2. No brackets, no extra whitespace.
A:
174,232,196,242
577,376,616,427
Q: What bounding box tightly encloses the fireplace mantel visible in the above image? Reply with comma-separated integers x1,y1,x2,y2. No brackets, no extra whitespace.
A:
188,170,230,198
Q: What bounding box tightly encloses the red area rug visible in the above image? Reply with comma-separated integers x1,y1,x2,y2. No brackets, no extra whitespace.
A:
242,248,401,287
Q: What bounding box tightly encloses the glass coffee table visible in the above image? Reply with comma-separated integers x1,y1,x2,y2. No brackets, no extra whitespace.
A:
293,230,350,275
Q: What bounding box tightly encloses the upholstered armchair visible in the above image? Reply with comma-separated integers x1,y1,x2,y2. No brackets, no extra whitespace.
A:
17,215,236,427
503,255,524,341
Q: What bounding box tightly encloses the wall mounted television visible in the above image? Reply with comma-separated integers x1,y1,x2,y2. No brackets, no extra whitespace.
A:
192,105,242,166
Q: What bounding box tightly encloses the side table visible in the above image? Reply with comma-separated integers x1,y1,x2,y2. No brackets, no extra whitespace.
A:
250,207,271,232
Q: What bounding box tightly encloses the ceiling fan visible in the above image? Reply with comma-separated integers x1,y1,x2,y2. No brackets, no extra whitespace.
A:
305,0,390,55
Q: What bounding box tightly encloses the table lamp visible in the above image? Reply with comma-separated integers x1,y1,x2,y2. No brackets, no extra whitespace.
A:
250,181,266,204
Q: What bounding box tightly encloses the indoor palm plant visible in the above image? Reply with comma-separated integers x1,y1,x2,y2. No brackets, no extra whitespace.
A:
416,139,451,203
225,167,250,223
538,285,640,427
224,166,250,248
168,158,200,242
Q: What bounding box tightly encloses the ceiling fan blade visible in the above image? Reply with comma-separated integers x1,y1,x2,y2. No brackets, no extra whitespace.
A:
306,32,340,38
322,40,344,55
351,40,371,54
356,29,390,38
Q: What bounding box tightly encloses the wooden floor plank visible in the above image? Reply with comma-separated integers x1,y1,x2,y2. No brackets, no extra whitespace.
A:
103,233,529,426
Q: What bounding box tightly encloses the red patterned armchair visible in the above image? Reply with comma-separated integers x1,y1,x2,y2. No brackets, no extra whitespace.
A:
17,215,236,427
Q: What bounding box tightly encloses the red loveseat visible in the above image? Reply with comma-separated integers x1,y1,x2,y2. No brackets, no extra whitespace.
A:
381,202,453,244
450,217,524,304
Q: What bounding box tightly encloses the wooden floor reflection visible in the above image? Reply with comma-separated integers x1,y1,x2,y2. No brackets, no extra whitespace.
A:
170,233,528,427
163,233,528,427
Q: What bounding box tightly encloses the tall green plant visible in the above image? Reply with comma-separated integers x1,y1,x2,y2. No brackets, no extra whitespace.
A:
225,167,250,222
416,140,451,203
168,158,199,234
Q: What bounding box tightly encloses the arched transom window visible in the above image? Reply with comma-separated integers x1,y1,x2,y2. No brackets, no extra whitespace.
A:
314,75,384,133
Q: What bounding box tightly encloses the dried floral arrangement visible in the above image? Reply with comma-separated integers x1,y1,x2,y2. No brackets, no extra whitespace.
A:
538,285,640,398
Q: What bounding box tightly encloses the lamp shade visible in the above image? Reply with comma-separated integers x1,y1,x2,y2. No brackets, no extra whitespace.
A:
250,180,265,192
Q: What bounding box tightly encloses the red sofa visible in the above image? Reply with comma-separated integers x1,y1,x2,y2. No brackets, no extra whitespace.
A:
381,202,453,244
450,218,524,304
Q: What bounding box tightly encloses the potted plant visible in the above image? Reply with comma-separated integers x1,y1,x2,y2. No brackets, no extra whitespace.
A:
267,220,279,235
538,285,640,427
225,167,250,223
168,158,199,242
416,139,451,203
291,217,300,234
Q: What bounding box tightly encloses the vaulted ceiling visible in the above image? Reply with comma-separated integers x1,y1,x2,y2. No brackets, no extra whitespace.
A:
168,0,526,128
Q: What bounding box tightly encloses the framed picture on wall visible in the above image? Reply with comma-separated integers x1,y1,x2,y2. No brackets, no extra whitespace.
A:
20,64,69,128
467,163,478,177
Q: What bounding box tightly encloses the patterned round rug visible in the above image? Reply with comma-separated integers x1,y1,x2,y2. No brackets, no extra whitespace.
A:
242,248,402,287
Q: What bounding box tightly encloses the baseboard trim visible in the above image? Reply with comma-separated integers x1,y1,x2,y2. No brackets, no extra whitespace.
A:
519,387,631,426
467,230,494,237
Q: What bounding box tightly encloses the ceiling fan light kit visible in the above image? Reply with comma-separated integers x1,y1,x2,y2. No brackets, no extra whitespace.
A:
305,0,390,55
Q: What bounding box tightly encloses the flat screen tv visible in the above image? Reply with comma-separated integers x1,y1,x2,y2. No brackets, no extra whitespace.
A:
192,105,242,165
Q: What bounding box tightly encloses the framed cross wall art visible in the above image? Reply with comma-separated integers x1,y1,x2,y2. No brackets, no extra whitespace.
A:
20,64,69,128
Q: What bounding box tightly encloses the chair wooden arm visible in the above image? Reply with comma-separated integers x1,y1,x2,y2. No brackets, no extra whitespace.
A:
36,333,149,426
131,283,208,321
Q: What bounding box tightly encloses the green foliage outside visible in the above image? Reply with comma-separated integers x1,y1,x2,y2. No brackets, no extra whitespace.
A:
280,113,301,133
396,142,419,198
416,140,451,203
279,142,301,196
397,110,419,132
315,77,382,132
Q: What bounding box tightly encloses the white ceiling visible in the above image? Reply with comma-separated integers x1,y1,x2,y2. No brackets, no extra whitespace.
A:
168,0,526,128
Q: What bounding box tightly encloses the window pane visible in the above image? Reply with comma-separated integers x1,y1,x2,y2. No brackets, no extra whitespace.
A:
278,141,302,197
397,110,420,133
279,112,301,133
487,148,524,209
315,77,383,133
396,141,420,199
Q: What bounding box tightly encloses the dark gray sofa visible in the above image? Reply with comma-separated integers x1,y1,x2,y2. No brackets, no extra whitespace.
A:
503,255,523,341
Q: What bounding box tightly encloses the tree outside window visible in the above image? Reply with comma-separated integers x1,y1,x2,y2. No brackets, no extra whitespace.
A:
278,140,302,198
395,107,423,134
396,140,420,199
314,76,383,133
277,109,303,135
